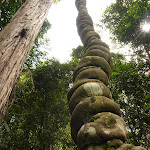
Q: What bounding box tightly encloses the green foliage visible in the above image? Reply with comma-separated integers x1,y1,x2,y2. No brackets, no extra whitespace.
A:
69,45,85,72
71,45,85,60
102,2,150,146
0,59,75,150
0,0,74,149
54,0,61,3
52,123,77,150
110,54,150,149
24,19,51,70
0,0,26,31
101,0,150,60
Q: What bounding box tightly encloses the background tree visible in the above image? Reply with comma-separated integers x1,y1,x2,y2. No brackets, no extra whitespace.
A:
0,0,51,70
71,45,85,60
101,3,150,147
24,19,51,70
110,54,150,149
0,1,77,149
101,0,150,60
0,0,53,120
0,59,76,150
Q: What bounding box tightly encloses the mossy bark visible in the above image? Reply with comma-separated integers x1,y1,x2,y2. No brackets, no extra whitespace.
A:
68,0,146,149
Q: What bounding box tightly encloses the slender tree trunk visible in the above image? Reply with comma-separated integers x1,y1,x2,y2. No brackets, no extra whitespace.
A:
144,44,150,61
50,145,53,150
0,0,53,120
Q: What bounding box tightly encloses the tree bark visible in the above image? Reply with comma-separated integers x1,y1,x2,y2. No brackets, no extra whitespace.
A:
144,44,150,61
0,0,53,120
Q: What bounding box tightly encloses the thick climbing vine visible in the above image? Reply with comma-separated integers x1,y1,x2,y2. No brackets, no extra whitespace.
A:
67,0,147,149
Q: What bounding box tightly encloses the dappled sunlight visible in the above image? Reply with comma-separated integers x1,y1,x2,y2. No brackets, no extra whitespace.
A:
141,21,150,32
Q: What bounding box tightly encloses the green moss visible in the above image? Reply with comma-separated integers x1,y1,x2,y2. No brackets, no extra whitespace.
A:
77,15,93,27
107,139,123,148
74,66,109,86
85,39,109,50
83,31,100,46
67,79,100,101
85,45,110,55
131,146,147,150
107,147,116,150
71,97,122,144
84,49,113,69
73,56,112,80
84,144,106,150
75,0,86,11
106,147,116,150
80,26,94,39
115,144,133,150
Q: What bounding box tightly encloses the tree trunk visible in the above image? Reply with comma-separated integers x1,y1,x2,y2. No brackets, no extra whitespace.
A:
144,44,150,61
0,0,53,120
50,145,53,150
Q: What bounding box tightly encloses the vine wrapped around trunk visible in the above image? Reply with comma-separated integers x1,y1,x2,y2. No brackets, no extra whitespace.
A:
67,0,146,149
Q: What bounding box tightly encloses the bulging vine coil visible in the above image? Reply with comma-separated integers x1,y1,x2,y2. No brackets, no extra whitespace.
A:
67,0,146,150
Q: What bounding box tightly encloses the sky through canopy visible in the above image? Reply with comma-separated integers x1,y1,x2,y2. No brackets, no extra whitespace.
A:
44,0,123,62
